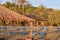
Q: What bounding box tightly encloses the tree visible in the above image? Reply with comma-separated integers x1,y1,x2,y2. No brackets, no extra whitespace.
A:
51,10,60,26
2,2,22,14
33,5,48,18
24,4,37,15
2,2,11,8
47,8,60,26
17,0,26,15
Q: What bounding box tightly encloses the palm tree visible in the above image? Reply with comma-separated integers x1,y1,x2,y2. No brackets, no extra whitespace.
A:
18,0,26,15
46,8,54,26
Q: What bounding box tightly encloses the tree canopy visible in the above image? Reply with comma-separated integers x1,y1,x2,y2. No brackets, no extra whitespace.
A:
1,1,60,26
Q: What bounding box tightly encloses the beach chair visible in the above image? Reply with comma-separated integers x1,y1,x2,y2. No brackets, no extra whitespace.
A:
37,27,43,31
39,32,46,37
21,26,26,30
54,27,60,33
32,31,37,36
1,27,7,30
44,27,48,31
9,32,16,35
19,32,28,35
0,31,8,35
26,26,31,30
16,28,20,31
3,32,8,34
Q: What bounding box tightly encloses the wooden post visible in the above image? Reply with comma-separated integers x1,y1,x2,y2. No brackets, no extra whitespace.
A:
16,20,18,26
39,21,41,26
10,20,12,26
41,21,44,26
14,20,15,26
6,20,10,26
28,21,30,31
25,21,27,26
20,20,21,27
30,21,33,37
0,20,2,27
33,21,35,27
36,21,38,36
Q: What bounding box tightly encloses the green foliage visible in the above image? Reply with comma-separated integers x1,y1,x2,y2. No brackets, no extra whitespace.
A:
24,4,37,13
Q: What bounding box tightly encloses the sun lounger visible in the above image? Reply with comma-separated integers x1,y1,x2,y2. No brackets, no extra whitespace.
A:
37,27,43,31
32,31,37,36
9,32,16,35
19,32,28,35
16,28,20,31
39,32,46,36
55,27,60,30
26,26,31,29
2,32,8,34
44,27,48,31
21,26,26,30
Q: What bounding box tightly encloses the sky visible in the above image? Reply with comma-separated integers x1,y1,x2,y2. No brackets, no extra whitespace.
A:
0,0,60,9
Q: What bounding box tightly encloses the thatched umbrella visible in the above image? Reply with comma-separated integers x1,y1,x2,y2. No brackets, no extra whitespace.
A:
26,14,47,21
10,11,35,21
0,6,35,22
26,14,47,27
17,14,35,21
0,5,35,26
0,6,15,21
26,14,48,36
0,6,35,37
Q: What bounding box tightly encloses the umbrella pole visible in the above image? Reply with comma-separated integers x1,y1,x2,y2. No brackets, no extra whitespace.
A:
0,20,2,27
36,21,38,36
14,20,15,26
10,21,11,26
28,21,30,31
26,21,27,26
17,21,18,26
30,21,33,37
26,21,27,31
20,20,21,27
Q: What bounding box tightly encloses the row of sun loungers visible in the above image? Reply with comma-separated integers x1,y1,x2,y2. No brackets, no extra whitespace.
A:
0,26,60,36
0,26,60,31
0,26,60,40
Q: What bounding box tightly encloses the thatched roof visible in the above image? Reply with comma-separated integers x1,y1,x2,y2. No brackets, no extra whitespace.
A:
26,14,47,21
0,6,35,21
0,14,3,20
11,11,35,21
0,6,17,20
